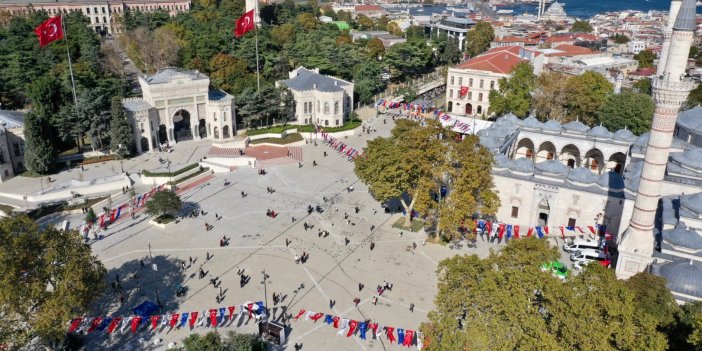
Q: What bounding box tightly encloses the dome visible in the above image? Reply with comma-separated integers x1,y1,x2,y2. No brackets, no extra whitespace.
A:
563,120,590,133
659,260,702,298
521,116,543,129
499,113,521,125
588,125,612,139
479,136,501,149
566,167,598,184
633,132,650,148
680,192,702,216
676,107,702,132
542,120,563,131
510,157,535,173
662,222,702,250
613,128,636,142
671,148,702,173
535,160,570,175
597,171,625,189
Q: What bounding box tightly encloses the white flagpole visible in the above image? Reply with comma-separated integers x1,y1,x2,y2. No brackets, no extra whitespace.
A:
60,15,79,107
253,2,261,93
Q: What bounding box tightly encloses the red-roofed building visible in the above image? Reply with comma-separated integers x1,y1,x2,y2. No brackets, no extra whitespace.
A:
490,36,540,49
354,5,383,18
446,46,544,118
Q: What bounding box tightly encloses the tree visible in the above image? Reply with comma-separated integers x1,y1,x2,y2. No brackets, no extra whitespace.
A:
384,39,432,79
209,53,250,94
597,91,654,135
433,32,461,65
634,49,656,69
365,38,385,59
109,97,134,158
24,113,56,174
685,84,702,110
387,22,403,36
624,273,680,329
632,77,652,95
0,215,106,349
532,72,569,121
571,20,594,33
354,61,385,104
296,12,318,32
25,74,65,118
488,62,536,118
465,21,494,58
612,33,631,44
145,190,183,217
183,330,262,351
421,239,667,351
565,71,613,125
356,14,374,30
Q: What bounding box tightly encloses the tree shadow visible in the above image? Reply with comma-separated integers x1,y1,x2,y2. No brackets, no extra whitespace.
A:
76,255,187,350
180,201,202,218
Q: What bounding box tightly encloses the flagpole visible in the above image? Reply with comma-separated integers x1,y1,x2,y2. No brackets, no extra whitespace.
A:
60,15,79,107
253,2,261,93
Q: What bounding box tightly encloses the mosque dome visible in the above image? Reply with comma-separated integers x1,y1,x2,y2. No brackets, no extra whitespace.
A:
671,148,702,173
500,113,521,126
563,120,590,133
535,160,570,175
510,157,535,173
542,120,563,132
662,222,702,250
659,260,702,299
613,128,637,142
521,116,543,129
493,154,512,169
566,167,598,184
680,192,702,216
588,125,612,139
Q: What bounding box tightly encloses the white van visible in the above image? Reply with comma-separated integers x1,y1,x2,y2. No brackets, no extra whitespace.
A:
570,248,607,264
563,238,600,253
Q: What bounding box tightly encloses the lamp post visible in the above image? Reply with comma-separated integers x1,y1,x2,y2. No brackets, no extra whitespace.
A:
261,270,270,320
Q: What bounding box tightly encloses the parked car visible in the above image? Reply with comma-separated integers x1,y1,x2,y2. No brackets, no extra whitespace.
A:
570,248,608,266
563,238,600,253
540,260,569,280
573,259,612,270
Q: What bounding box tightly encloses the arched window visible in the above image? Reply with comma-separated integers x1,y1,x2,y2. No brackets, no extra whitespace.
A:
334,102,339,115
324,102,330,115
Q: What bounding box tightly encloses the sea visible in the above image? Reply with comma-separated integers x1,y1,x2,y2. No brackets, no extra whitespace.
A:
408,0,700,19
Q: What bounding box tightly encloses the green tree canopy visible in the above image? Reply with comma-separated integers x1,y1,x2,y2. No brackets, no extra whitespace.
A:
145,190,183,217
634,49,656,69
565,71,613,125
684,83,702,110
354,61,385,104
624,272,680,329
488,62,536,117
0,215,106,349
24,113,56,174
612,33,631,44
421,239,667,351
384,39,433,79
571,20,594,33
632,77,652,95
183,330,262,351
109,96,135,158
597,91,654,135
465,21,494,58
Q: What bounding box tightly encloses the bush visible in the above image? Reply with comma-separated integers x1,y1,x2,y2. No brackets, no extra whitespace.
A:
246,124,297,136
142,163,199,177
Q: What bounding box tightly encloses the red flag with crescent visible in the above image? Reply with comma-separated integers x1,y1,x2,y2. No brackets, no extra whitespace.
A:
460,86,469,96
247,303,254,318
169,313,179,328
189,311,198,327
347,320,358,337
514,225,520,238
386,326,396,343
333,316,340,328
107,317,122,333
527,226,534,237
131,316,141,333
310,312,324,322
235,10,255,38
404,329,415,346
228,306,236,319
209,309,218,326
35,16,64,47
87,317,101,333
68,317,82,333
293,309,306,320
151,315,160,330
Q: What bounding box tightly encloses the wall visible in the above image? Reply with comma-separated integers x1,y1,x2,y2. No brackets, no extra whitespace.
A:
0,174,131,203
139,165,202,185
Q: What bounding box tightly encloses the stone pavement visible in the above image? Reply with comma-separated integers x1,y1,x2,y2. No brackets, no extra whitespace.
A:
47,111,571,350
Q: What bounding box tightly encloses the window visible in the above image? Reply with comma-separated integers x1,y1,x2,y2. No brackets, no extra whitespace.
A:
303,103,307,114
12,143,21,157
467,92,472,100
94,7,98,13
458,77,463,86
103,16,107,23
477,106,482,114
317,101,320,113
478,93,483,101
102,7,105,13
469,78,473,87
96,17,100,23
86,7,90,14
479,79,484,89
490,81,495,89
325,120,329,126
450,76,454,85
324,102,330,115
511,206,519,218
334,101,339,115
223,112,227,121
449,90,453,98
0,150,5,164
140,123,144,133
568,218,577,227
335,119,339,126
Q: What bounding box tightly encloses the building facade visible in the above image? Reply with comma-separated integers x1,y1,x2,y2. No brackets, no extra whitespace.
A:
445,46,544,118
430,16,475,51
122,69,235,154
0,0,191,34
277,67,354,128
0,110,25,182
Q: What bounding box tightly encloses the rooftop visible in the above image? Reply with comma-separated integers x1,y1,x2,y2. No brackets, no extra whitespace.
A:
453,46,540,75
144,68,208,85
279,67,351,93
0,110,25,129
122,99,153,113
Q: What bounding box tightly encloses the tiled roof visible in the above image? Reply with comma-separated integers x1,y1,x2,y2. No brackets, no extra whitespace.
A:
545,44,596,57
453,46,539,74
145,68,208,84
355,5,381,12
280,67,351,93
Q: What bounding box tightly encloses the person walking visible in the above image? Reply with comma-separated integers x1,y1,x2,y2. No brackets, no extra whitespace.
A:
353,297,360,307
372,296,378,305
409,303,415,312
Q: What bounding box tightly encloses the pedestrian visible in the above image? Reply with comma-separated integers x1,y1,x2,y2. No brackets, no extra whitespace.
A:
345,237,350,246
373,209,377,215
372,296,378,305
410,303,415,312
199,268,205,279
119,292,125,305
295,255,300,264
353,297,360,307
370,242,375,251
181,262,186,270
413,242,417,250
399,231,403,238
329,299,335,309
358,282,364,291
219,286,222,296
206,252,211,261
370,225,375,232
110,281,116,292
189,256,193,265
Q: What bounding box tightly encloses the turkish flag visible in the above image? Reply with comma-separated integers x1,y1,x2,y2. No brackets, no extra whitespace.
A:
35,16,64,47
234,10,255,38
460,86,469,96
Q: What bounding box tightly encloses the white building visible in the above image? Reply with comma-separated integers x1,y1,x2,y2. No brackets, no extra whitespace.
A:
430,16,475,51
277,67,354,127
122,69,235,154
627,40,647,54
445,46,544,118
0,110,25,182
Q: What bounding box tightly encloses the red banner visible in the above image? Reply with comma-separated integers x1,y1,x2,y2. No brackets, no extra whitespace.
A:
293,309,306,320
310,312,323,322
333,316,340,328
131,317,142,333
107,317,122,333
386,327,396,343
169,313,179,328
247,303,254,318
514,225,520,238
87,317,101,333
189,311,198,327
228,306,236,319
404,330,415,346
68,318,82,333
460,86,469,96
347,320,358,337
151,315,160,330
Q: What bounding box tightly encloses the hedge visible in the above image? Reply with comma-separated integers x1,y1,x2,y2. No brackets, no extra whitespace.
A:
246,124,297,136
297,119,362,133
143,163,199,177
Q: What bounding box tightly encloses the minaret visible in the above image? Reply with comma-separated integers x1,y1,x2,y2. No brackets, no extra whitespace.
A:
616,0,697,279
657,0,683,76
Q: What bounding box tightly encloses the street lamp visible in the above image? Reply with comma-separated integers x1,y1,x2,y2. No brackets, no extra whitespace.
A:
261,270,270,320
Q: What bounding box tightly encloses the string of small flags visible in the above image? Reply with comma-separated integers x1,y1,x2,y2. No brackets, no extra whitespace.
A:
473,220,612,241
79,184,166,236
67,301,265,335
315,126,363,161
293,308,425,349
